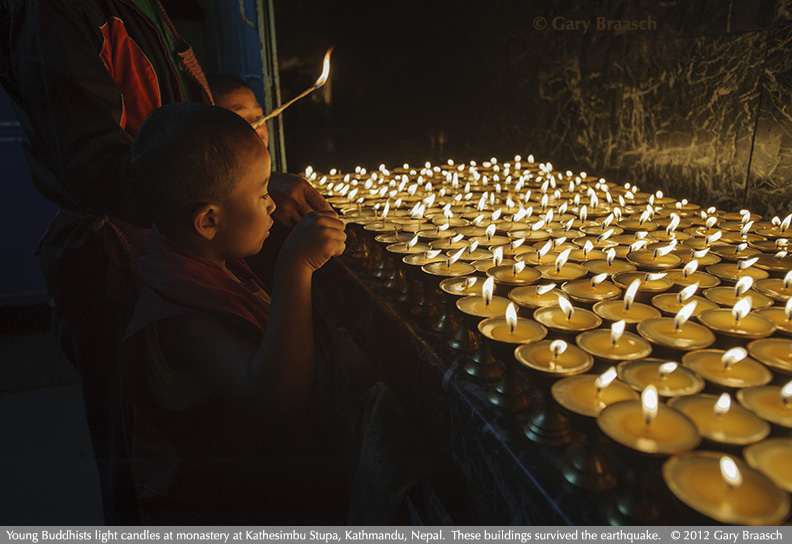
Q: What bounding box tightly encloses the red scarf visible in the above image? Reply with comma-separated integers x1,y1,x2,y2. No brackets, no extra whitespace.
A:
125,229,270,338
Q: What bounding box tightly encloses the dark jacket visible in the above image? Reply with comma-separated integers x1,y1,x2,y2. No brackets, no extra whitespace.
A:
0,0,210,304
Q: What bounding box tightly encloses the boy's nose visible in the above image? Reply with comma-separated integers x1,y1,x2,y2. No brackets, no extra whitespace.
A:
255,125,269,147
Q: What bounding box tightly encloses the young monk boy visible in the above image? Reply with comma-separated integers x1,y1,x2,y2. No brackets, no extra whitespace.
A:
208,74,269,145
122,102,348,524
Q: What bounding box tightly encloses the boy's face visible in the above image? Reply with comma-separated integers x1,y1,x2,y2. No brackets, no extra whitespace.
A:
216,87,269,146
214,142,275,259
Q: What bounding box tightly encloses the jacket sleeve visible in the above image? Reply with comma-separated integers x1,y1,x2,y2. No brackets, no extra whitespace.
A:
5,0,150,226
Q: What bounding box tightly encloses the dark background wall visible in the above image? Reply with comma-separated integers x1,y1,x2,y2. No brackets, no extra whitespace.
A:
274,0,792,217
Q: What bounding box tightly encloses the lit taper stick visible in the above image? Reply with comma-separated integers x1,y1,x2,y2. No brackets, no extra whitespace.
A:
253,47,334,126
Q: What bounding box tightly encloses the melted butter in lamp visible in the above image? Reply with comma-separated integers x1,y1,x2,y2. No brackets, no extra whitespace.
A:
478,314,547,345
456,295,512,319
592,300,661,324
509,284,563,310
663,452,790,525
535,262,588,281
757,299,792,335
652,293,719,316
612,271,674,294
617,360,705,397
636,317,715,351
697,309,776,339
583,258,637,276
486,263,541,286
737,384,792,428
744,438,792,494
439,276,482,298
626,249,682,270
665,270,720,289
681,349,773,388
747,338,792,374
702,287,774,310
706,262,769,283
533,305,602,333
514,340,593,376
669,394,770,446
562,277,621,303
754,276,792,303
386,241,430,254
551,374,639,418
597,399,701,455
576,329,653,361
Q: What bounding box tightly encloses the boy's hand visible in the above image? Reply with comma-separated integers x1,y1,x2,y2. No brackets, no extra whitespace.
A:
269,172,333,227
281,210,346,272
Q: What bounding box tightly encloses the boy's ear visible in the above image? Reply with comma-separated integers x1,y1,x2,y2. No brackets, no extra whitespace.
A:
193,204,220,240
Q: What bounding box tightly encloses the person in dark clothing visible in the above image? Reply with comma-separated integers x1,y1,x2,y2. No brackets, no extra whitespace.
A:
123,102,348,524
0,0,329,523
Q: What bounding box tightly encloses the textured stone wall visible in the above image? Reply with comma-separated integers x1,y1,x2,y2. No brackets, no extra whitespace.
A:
470,0,792,217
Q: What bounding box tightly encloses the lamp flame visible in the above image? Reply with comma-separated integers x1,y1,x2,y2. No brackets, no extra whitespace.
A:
595,367,618,393
674,301,697,329
407,235,419,249
781,380,792,407
721,347,747,369
731,297,752,322
506,302,519,333
493,246,504,266
642,385,659,426
658,362,678,378
654,242,676,258
646,272,667,282
513,261,526,275
714,393,731,417
611,320,625,345
537,240,552,259
607,248,616,266
314,47,334,87
558,296,575,320
482,276,495,306
706,231,723,246
666,213,681,234
259,47,334,122
720,456,742,489
536,283,556,296
629,240,649,253
677,282,699,303
782,214,792,232
450,233,464,243
550,339,567,359
737,257,759,271
624,280,641,311
597,228,614,242
785,297,792,322
784,271,792,290
734,276,754,297
683,260,699,278
591,273,608,286
555,248,572,272
468,240,480,253
692,248,710,259
485,224,497,240
448,247,465,267
583,240,594,256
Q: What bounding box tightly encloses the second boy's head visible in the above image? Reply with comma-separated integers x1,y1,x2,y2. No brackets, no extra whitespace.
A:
131,103,275,261
208,75,269,146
